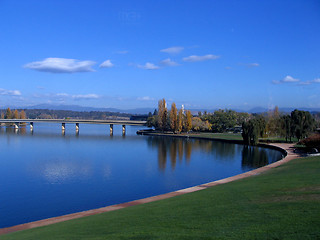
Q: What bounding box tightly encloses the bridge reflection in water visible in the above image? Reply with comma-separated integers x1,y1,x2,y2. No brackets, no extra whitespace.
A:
0,119,146,136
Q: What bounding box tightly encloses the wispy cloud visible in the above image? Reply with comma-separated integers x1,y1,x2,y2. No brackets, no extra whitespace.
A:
272,75,299,85
137,62,160,70
72,94,99,100
183,54,220,62
116,50,128,54
247,63,259,67
137,96,154,101
298,78,320,86
0,88,21,96
99,60,114,68
161,46,184,54
160,58,179,66
272,76,320,86
24,58,96,73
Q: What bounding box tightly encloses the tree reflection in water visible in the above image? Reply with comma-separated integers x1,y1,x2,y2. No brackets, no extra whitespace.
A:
148,136,281,172
147,136,241,171
241,146,269,169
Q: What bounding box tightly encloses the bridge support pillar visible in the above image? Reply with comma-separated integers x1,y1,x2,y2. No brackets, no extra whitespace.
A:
122,125,126,135
110,124,113,135
14,123,19,129
76,123,79,132
62,123,66,132
30,122,34,131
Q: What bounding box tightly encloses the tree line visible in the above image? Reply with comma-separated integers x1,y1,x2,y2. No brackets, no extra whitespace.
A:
0,108,134,120
0,108,26,119
147,99,319,145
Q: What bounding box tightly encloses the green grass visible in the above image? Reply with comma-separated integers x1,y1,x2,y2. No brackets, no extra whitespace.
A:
189,132,243,141
3,156,320,239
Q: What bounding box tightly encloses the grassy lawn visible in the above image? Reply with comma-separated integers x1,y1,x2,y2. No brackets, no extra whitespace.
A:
2,155,320,239
189,132,243,141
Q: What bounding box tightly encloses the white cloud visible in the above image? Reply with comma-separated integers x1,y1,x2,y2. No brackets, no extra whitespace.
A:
183,54,220,62
247,63,259,67
116,50,128,54
137,62,160,70
282,75,299,83
137,96,154,101
24,58,96,73
271,80,281,85
312,78,320,83
0,88,21,96
99,60,114,68
160,58,179,66
56,93,69,97
298,81,312,86
72,94,99,100
161,46,184,54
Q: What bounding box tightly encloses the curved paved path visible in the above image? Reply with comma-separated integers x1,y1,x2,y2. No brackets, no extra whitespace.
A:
0,143,300,236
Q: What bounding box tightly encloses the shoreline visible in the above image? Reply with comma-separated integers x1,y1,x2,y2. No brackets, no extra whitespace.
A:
0,138,299,235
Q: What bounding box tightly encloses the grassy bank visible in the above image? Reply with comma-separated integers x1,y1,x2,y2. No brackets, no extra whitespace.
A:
189,132,243,141
3,155,320,239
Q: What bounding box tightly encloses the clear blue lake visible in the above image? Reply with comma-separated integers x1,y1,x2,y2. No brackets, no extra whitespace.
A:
0,123,283,228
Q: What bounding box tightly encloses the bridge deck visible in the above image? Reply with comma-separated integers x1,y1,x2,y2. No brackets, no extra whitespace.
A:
0,119,146,126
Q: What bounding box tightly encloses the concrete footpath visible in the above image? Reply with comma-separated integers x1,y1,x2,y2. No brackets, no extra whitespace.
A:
0,143,300,236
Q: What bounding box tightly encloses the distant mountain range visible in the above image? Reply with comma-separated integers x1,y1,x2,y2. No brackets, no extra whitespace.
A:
3,104,320,115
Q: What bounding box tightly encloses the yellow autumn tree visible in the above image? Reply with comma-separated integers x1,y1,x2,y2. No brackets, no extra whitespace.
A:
157,98,167,131
185,110,192,132
177,109,184,133
169,102,178,133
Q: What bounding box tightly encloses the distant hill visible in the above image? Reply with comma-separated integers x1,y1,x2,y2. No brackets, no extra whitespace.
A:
24,104,155,115
2,104,319,115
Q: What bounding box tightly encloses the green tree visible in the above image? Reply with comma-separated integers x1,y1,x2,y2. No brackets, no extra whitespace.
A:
280,115,293,142
242,119,262,145
5,108,12,119
291,110,315,141
169,102,178,133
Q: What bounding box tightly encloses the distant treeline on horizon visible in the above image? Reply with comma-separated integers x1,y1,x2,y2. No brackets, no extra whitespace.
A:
0,108,148,120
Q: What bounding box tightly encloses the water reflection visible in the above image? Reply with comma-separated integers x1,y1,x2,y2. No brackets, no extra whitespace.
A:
241,146,269,169
147,136,281,172
147,137,241,171
0,125,283,229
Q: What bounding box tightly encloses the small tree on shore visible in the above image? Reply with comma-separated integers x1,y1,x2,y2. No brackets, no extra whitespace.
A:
185,110,192,132
5,108,12,119
20,110,26,119
158,99,168,131
177,109,184,133
169,102,178,133
13,109,19,119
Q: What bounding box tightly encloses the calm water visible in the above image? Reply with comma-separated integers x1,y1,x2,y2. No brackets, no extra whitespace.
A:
0,123,283,228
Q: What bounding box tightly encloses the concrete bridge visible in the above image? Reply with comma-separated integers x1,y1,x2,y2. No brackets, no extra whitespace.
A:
0,119,147,135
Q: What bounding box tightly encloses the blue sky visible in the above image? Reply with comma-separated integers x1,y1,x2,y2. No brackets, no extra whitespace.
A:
0,0,319,110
